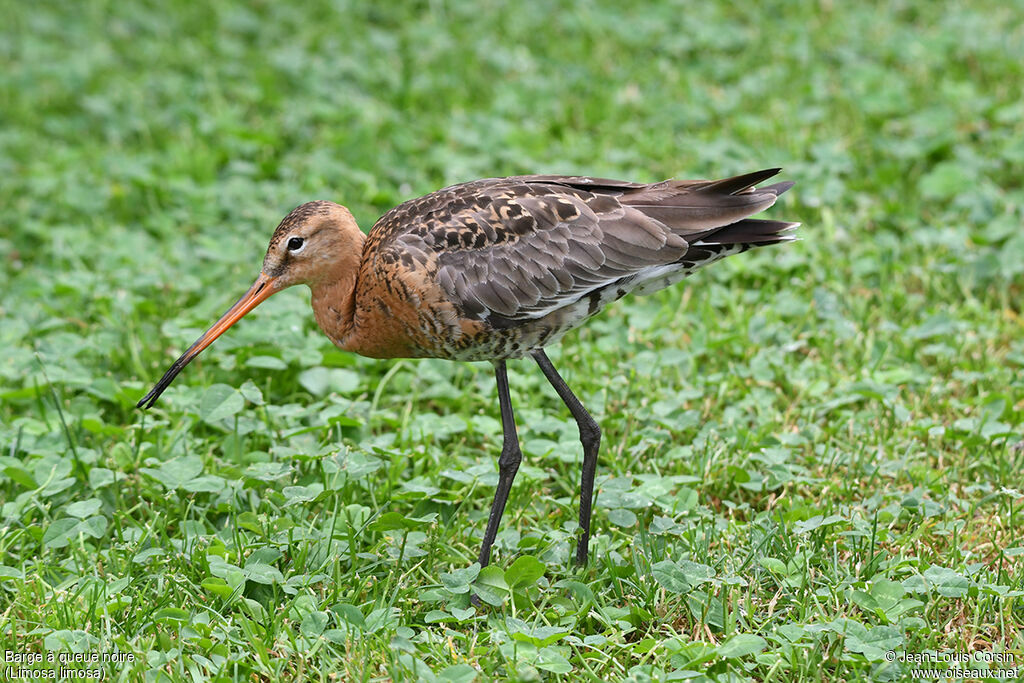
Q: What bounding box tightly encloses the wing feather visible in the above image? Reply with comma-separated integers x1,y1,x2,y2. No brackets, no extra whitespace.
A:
367,170,793,324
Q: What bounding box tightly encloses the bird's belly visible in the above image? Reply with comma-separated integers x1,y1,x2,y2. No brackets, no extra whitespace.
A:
357,307,582,362
418,319,548,361
435,301,596,361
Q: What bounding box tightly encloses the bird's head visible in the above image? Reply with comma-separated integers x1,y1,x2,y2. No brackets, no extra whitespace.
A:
261,200,362,288
136,200,362,409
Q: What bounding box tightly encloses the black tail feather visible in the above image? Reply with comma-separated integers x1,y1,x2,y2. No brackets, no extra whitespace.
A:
757,181,796,197
695,168,782,196
695,218,800,246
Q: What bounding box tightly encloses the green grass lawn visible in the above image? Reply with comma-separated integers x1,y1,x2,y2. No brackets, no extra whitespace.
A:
2,0,1023,680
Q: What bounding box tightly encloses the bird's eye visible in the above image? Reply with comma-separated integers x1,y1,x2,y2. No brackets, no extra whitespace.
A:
287,236,304,251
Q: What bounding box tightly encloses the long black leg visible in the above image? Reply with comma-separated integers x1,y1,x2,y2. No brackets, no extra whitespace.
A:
531,349,601,566
477,360,523,568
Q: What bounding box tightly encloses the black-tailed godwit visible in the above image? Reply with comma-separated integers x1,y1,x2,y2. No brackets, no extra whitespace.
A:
138,168,798,567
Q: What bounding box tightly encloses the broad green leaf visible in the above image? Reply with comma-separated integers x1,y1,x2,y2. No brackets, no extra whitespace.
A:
370,511,434,531
42,518,81,549
65,498,102,519
450,607,475,621
850,589,878,612
919,161,968,200
870,579,905,606
132,548,165,564
505,555,545,589
334,603,366,629
181,475,225,493
245,355,288,370
199,383,245,423
793,514,845,534
535,647,573,674
239,379,264,405
716,633,767,658
299,367,360,396
246,547,282,565
678,560,715,586
652,560,691,593
922,566,969,597
153,608,189,623
425,609,453,624
844,625,903,660
88,468,115,489
364,607,399,634
607,508,637,527
554,579,595,605
472,565,509,606
4,466,36,489
77,515,107,539
201,577,236,599
301,611,329,637
441,564,480,594
140,455,204,490
438,664,478,683
759,558,788,575
510,623,571,648
282,484,323,505
0,566,24,580
244,563,284,585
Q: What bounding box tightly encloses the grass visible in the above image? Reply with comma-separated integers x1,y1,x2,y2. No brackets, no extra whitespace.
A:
2,0,1023,680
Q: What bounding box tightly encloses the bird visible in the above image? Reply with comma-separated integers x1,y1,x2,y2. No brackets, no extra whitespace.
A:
137,168,797,568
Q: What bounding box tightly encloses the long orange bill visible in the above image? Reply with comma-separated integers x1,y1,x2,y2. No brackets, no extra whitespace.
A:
137,272,279,409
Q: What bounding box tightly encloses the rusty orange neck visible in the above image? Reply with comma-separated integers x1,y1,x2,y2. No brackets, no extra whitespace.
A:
308,227,431,360
309,235,365,352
